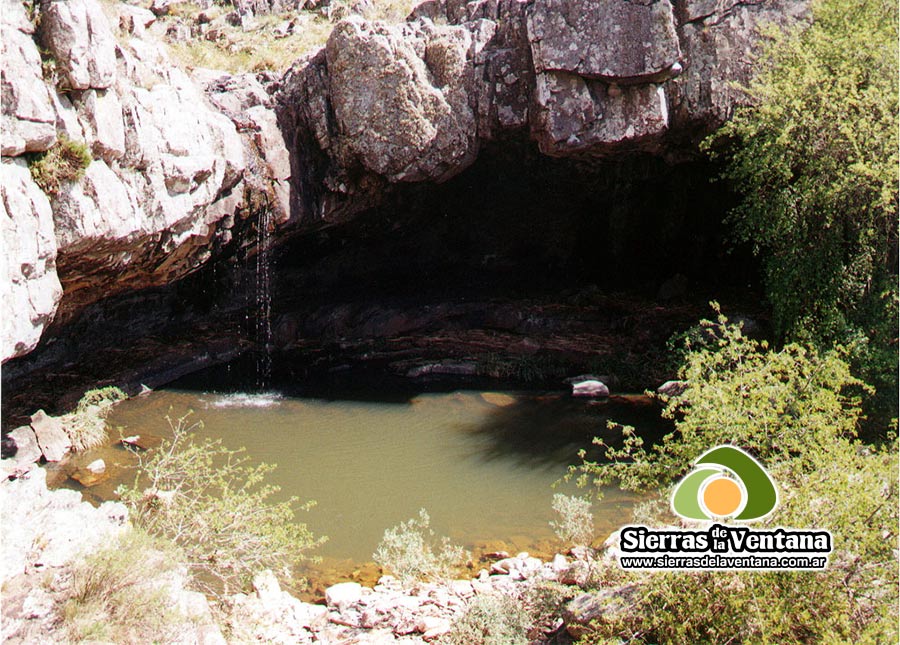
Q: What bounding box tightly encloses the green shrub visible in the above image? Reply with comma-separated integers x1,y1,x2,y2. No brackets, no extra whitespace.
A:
61,386,127,451
444,580,573,645
549,493,594,548
578,440,898,644
28,136,92,195
117,414,323,597
570,306,868,493
373,508,469,583
568,306,898,643
704,0,898,420
442,592,531,645
62,528,184,644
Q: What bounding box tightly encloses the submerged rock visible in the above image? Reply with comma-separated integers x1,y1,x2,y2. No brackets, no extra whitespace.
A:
70,458,108,486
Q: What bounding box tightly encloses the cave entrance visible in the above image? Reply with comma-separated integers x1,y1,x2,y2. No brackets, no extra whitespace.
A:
2,141,765,425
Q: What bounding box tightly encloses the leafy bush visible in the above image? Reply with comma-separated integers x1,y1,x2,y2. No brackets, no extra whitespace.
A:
549,493,594,548
117,414,323,597
442,592,531,645
62,528,183,644
373,508,469,583
28,136,92,195
60,386,127,452
704,0,898,419
571,307,868,493
569,307,898,643
578,440,898,644
444,580,573,645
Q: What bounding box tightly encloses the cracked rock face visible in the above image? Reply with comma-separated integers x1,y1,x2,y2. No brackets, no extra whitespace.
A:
1,0,57,156
527,0,681,82
327,17,478,183
279,0,809,225
0,159,62,362
1,0,287,362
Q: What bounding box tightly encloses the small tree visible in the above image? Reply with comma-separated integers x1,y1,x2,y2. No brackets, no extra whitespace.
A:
373,508,469,583
117,414,323,597
571,306,869,493
549,494,594,548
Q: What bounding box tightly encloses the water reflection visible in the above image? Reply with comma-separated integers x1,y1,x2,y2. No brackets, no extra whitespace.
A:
63,381,667,566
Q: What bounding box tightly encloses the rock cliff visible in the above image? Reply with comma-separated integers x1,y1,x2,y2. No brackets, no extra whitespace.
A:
2,0,807,365
1,0,288,362
277,0,808,225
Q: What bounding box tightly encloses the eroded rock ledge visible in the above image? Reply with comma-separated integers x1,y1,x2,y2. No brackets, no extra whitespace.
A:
1,0,288,362
3,0,807,368
276,0,808,226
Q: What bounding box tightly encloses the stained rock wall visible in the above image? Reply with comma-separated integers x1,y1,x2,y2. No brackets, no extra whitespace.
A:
3,0,808,365
1,0,287,362
278,0,808,225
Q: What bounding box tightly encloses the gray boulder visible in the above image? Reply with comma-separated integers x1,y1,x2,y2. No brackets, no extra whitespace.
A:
39,0,117,90
1,0,57,156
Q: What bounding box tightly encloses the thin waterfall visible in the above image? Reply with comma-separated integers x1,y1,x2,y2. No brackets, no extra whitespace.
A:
254,207,273,389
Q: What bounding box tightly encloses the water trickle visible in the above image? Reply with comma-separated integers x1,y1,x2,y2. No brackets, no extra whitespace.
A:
253,208,273,389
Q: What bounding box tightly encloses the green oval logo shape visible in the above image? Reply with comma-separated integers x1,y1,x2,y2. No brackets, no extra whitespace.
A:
671,446,778,521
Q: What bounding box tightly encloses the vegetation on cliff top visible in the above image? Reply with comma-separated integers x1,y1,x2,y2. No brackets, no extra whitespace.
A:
162,0,418,73
705,0,899,423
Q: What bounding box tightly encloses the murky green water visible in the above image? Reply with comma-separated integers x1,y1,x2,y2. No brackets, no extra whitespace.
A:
69,387,665,573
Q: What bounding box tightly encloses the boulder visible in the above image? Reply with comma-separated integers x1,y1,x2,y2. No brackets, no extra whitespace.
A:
30,410,71,462
8,426,41,466
326,581,363,609
39,0,118,90
527,0,681,81
1,0,57,156
325,16,478,183
657,380,688,398
0,159,63,362
571,379,610,398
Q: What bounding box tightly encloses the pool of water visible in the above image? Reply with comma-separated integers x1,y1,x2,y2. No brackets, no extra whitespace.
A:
62,385,667,587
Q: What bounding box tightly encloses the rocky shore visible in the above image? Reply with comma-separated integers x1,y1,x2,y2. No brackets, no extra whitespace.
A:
1,463,630,644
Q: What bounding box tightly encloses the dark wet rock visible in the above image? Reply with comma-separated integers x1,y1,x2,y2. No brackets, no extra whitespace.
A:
405,360,478,378
657,273,690,301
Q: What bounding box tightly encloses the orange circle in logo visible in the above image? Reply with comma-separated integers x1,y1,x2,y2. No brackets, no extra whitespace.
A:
703,477,742,517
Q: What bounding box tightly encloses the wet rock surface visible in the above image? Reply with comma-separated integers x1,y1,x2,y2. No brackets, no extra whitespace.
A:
2,0,287,360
